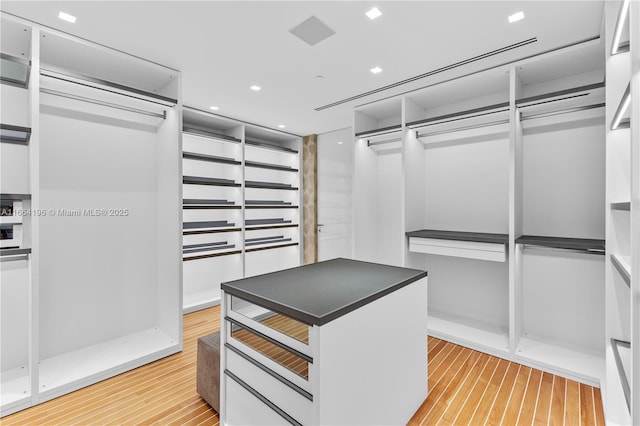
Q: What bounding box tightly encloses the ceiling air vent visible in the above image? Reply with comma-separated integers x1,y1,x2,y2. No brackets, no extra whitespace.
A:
315,37,539,111
289,16,336,47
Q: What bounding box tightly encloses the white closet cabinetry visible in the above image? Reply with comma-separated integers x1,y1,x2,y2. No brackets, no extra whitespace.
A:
1,14,182,417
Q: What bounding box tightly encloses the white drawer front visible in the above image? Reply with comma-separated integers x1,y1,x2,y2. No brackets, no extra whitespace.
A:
226,346,312,424
409,237,506,262
224,372,297,426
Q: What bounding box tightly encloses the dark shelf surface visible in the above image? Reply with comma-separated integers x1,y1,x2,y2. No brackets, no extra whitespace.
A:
611,202,631,211
246,205,298,209
406,102,509,128
0,124,31,145
406,229,508,244
183,151,241,165
0,247,31,256
246,200,292,205
183,220,235,229
183,126,242,143
245,224,298,231
222,258,426,326
611,338,631,412
245,139,298,154
183,176,241,187
184,249,242,261
183,244,236,254
516,82,605,106
245,181,298,191
355,124,402,138
516,235,605,253
245,218,291,226
184,228,241,235
0,194,31,200
245,160,298,172
245,242,299,253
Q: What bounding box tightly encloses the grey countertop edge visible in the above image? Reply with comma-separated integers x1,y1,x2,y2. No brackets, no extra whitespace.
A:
221,261,427,326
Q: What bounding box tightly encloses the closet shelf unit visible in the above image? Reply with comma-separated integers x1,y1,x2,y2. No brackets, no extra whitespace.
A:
406,230,508,262
515,235,605,253
181,107,302,313
1,12,183,417
0,51,30,87
604,0,637,423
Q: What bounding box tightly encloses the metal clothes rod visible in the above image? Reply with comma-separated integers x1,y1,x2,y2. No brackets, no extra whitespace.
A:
367,137,402,146
40,87,166,119
416,118,509,139
520,103,604,121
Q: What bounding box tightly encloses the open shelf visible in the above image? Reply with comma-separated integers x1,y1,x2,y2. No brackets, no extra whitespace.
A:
245,139,298,154
38,328,178,401
516,235,605,253
610,338,631,412
0,194,31,201
183,176,241,187
0,248,31,257
611,83,631,130
184,228,242,235
0,365,30,414
183,199,239,210
183,127,241,144
245,219,292,226
0,53,30,88
245,242,299,253
407,230,508,262
406,102,509,129
246,205,298,209
183,241,236,254
246,200,292,206
611,201,631,210
183,249,242,261
0,124,31,145
183,151,241,165
515,334,603,386
516,82,605,106
245,160,298,172
354,124,402,138
245,224,299,231
428,312,509,355
183,220,236,230
245,236,292,247
245,181,298,191
611,254,631,287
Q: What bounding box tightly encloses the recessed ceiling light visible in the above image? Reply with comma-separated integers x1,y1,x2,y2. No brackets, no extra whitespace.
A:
278,124,286,129
58,11,76,23
366,7,382,20
250,85,261,91
370,66,382,74
508,11,525,23
209,106,219,111
337,141,344,145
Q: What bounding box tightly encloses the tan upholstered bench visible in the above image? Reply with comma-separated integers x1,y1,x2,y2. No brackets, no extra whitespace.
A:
197,331,220,413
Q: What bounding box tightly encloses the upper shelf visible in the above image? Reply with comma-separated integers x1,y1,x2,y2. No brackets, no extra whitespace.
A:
0,194,31,201
407,102,509,129
517,82,605,122
611,202,631,211
245,139,298,154
183,176,241,187
406,229,508,244
354,124,402,138
183,151,241,165
0,124,31,145
0,247,31,257
245,160,298,172
183,126,242,144
516,235,605,254
0,53,30,88
245,181,298,191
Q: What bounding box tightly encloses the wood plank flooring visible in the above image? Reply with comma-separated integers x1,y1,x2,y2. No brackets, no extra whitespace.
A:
3,306,604,425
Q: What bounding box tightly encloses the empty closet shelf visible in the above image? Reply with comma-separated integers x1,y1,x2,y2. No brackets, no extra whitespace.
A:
516,82,605,107
245,236,291,247
0,247,31,257
0,194,31,201
183,176,241,187
0,53,30,87
246,200,292,205
406,230,508,262
245,219,291,226
245,224,298,231
611,254,631,287
182,152,241,165
354,124,402,138
246,205,298,209
611,338,631,412
245,181,298,190
516,235,605,253
245,140,298,153
0,124,31,145
244,160,298,172
183,127,241,143
183,199,239,210
406,102,509,129
183,241,235,254
611,202,631,211
183,221,235,230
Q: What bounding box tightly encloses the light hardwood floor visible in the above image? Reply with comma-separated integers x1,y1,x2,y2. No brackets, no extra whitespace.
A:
3,306,604,425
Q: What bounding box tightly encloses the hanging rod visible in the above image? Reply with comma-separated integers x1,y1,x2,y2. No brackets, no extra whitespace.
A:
41,87,166,119
520,103,604,121
40,67,176,107
416,118,509,139
367,137,402,146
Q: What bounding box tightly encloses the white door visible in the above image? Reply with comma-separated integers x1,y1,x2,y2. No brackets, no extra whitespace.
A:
317,128,353,261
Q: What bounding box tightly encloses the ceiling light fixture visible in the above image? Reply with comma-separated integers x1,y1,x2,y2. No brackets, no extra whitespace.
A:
278,124,286,129
611,0,630,55
250,85,261,91
370,66,382,74
209,106,219,111
508,11,525,23
366,7,382,20
58,11,77,23
337,141,344,145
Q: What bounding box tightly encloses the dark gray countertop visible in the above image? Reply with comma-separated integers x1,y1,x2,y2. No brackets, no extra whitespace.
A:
221,258,427,326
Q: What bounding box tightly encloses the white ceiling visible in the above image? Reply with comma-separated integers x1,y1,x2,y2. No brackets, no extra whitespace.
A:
0,1,604,136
